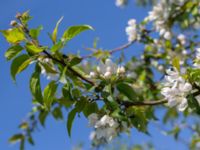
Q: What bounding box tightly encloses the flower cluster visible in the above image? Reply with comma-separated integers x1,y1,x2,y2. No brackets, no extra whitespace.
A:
161,68,192,111
146,2,172,40
115,0,127,7
88,113,127,146
38,58,59,80
89,58,125,79
125,19,138,42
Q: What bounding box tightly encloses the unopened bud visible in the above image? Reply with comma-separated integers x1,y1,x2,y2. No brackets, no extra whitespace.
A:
117,66,125,74
104,71,112,78
15,13,22,19
89,72,97,78
10,20,17,26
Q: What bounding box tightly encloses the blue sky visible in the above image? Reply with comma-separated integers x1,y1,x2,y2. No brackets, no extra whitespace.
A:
0,0,188,150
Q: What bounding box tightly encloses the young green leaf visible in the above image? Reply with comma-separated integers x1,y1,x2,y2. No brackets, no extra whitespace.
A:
1,28,25,44
52,17,63,44
62,25,93,42
9,134,24,143
26,42,46,53
67,108,77,137
11,54,30,81
30,70,43,104
5,45,23,60
29,25,43,40
43,81,58,110
117,82,137,100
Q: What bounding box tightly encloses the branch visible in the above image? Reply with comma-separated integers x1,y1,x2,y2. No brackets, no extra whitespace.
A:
82,41,135,59
18,19,95,86
120,99,167,107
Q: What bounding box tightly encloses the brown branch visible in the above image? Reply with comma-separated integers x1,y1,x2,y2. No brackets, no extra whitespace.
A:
120,99,167,107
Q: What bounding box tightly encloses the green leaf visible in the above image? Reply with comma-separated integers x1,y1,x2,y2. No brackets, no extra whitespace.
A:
30,68,43,104
40,62,58,74
43,81,58,110
62,25,93,42
52,107,63,120
1,28,25,44
83,102,98,117
29,25,43,40
9,134,24,143
20,11,32,25
5,45,23,60
67,108,77,137
59,67,67,84
26,42,46,53
75,97,87,112
52,17,63,43
39,110,49,126
172,57,180,72
117,82,137,100
51,41,63,53
11,54,30,81
69,56,82,66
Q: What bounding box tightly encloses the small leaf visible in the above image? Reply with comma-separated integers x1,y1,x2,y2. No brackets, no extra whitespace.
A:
29,25,43,40
83,102,98,117
172,57,180,72
30,67,43,104
11,54,30,81
52,17,63,43
62,25,93,42
117,82,137,100
1,28,25,44
69,56,82,66
9,134,24,143
67,108,77,137
52,107,63,120
26,42,46,53
43,81,58,110
51,41,63,53
5,45,23,60
39,110,48,126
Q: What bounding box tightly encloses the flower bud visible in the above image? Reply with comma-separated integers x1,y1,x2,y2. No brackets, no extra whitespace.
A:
10,20,17,27
15,13,22,19
89,72,97,78
117,66,125,74
104,71,112,78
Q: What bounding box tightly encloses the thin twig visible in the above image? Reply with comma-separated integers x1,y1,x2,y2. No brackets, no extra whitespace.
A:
82,41,135,59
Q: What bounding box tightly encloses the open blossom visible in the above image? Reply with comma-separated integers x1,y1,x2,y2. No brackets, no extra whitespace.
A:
89,59,125,79
147,2,172,40
125,19,137,42
161,68,192,111
88,114,120,145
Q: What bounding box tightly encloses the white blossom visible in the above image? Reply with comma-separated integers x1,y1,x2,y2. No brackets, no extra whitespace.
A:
88,113,99,126
88,114,120,145
161,68,192,111
125,19,137,42
89,58,126,79
115,0,126,7
147,2,173,40
177,34,186,45
193,48,200,68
